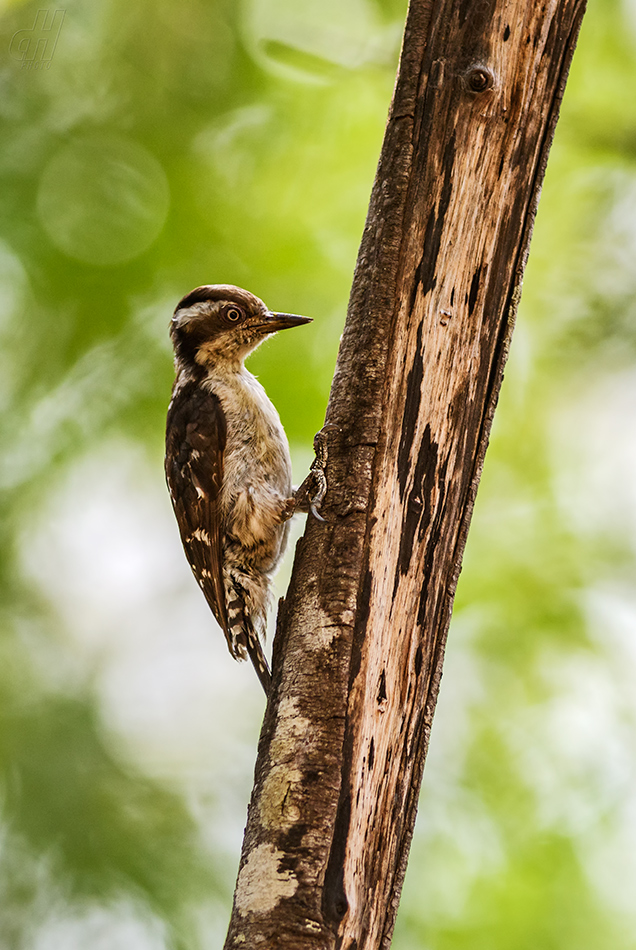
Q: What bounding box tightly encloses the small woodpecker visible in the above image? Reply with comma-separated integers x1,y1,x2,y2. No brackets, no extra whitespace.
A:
165,284,312,694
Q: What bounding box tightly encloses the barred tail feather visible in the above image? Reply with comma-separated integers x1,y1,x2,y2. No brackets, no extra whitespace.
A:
244,615,272,695
226,594,248,661
226,583,271,695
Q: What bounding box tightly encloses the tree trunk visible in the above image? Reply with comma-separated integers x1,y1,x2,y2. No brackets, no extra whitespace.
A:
224,0,587,947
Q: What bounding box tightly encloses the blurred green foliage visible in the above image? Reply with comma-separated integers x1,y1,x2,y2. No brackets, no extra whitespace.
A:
1,0,636,947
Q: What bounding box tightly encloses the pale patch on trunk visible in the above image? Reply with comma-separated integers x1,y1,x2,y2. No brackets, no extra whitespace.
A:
270,696,313,755
235,843,298,916
259,765,303,830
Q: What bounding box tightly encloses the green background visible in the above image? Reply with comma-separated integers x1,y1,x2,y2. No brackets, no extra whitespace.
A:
1,0,636,947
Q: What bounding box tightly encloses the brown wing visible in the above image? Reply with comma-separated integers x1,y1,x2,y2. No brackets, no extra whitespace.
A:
165,380,230,647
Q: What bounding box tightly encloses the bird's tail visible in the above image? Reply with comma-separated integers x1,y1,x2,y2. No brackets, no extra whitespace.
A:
227,580,271,695
244,615,272,696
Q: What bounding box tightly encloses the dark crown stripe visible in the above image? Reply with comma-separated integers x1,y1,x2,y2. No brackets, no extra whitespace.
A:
174,284,263,315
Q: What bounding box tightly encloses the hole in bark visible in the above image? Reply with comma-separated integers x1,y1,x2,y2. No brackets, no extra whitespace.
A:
368,738,375,771
503,24,511,40
465,65,494,93
377,669,387,706
414,644,423,676
468,264,482,316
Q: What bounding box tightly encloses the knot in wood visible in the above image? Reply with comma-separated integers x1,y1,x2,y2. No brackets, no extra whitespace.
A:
464,65,494,93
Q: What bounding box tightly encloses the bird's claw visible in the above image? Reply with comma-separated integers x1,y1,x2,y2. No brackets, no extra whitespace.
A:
310,500,326,523
296,423,337,522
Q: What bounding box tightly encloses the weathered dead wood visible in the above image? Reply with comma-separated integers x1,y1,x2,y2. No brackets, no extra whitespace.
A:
224,0,587,947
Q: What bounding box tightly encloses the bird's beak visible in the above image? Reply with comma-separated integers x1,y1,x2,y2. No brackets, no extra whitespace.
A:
257,311,313,333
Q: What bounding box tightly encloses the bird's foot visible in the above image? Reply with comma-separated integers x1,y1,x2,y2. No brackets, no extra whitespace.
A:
295,423,338,522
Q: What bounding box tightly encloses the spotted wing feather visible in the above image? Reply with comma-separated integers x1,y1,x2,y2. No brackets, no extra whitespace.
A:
165,381,231,648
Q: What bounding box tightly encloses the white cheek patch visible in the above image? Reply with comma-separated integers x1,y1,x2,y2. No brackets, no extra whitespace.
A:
172,303,205,329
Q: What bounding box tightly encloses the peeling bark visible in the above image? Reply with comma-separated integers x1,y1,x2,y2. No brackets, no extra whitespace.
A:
224,0,587,947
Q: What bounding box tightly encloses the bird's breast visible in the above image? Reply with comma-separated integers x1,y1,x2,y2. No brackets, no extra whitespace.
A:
205,370,292,552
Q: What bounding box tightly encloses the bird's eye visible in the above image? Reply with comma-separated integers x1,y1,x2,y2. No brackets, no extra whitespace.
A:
224,306,244,324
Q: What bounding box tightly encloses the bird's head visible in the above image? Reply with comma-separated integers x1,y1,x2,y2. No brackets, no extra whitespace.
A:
170,284,311,371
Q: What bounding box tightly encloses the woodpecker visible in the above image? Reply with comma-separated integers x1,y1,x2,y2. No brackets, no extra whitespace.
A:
165,284,312,694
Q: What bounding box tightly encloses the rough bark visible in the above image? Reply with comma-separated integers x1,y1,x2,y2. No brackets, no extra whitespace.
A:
224,0,587,947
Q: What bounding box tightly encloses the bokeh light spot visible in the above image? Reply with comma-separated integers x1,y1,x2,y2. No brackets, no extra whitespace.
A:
37,135,170,266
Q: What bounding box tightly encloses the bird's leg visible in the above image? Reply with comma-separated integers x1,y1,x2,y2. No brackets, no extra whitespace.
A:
291,424,338,522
